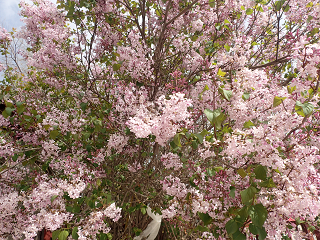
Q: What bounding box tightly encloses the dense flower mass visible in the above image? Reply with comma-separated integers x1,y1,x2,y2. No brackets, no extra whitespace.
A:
0,0,320,239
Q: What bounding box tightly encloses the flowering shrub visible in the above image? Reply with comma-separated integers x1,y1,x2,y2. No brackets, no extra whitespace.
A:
0,0,320,239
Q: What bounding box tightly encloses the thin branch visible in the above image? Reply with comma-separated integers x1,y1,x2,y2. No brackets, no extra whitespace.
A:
249,55,291,69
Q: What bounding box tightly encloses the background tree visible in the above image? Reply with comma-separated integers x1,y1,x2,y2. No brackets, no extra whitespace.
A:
0,0,320,239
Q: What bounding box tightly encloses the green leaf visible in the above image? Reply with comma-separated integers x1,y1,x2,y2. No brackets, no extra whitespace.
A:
195,225,209,232
72,227,79,240
232,230,246,240
204,108,219,124
224,44,230,52
217,68,227,77
198,212,213,225
58,230,69,240
204,108,226,129
80,102,88,111
243,120,254,129
5,101,13,108
51,195,59,203
2,110,9,118
310,28,319,36
82,131,91,140
73,205,81,213
242,93,250,101
273,96,286,107
256,5,264,12
275,1,282,11
229,186,236,198
209,0,215,7
249,224,268,239
283,4,290,12
249,204,268,228
306,2,313,7
199,85,210,100
307,15,313,22
249,223,258,235
246,8,253,15
5,107,14,116
237,168,247,178
50,130,59,139
237,206,249,224
112,63,121,71
240,186,257,204
257,226,267,240
16,101,23,107
195,133,204,144
173,133,184,147
12,154,19,162
141,206,147,215
52,230,61,240
287,85,296,94
226,219,238,234
218,87,233,101
17,104,25,114
295,101,314,117
74,17,81,25
258,178,276,188
254,165,267,180
66,205,73,212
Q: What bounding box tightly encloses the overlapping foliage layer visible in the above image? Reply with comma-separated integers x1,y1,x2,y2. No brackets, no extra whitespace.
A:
0,0,320,239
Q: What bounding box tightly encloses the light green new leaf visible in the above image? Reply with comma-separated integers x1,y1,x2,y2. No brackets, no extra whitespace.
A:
295,101,314,117
306,2,313,7
258,178,276,188
173,133,184,147
246,8,253,15
204,109,220,124
243,120,254,129
204,109,226,129
51,195,59,203
287,85,296,94
58,230,69,240
273,96,286,107
242,93,250,101
52,230,61,240
275,0,283,11
217,68,227,77
199,85,210,100
218,87,233,101
237,168,247,178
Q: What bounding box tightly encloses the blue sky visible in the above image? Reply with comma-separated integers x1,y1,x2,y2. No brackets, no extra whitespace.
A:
0,0,24,30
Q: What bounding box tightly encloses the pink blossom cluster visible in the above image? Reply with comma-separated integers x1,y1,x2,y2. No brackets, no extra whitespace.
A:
127,93,192,146
1,0,320,238
77,203,121,239
0,27,11,42
161,153,183,170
